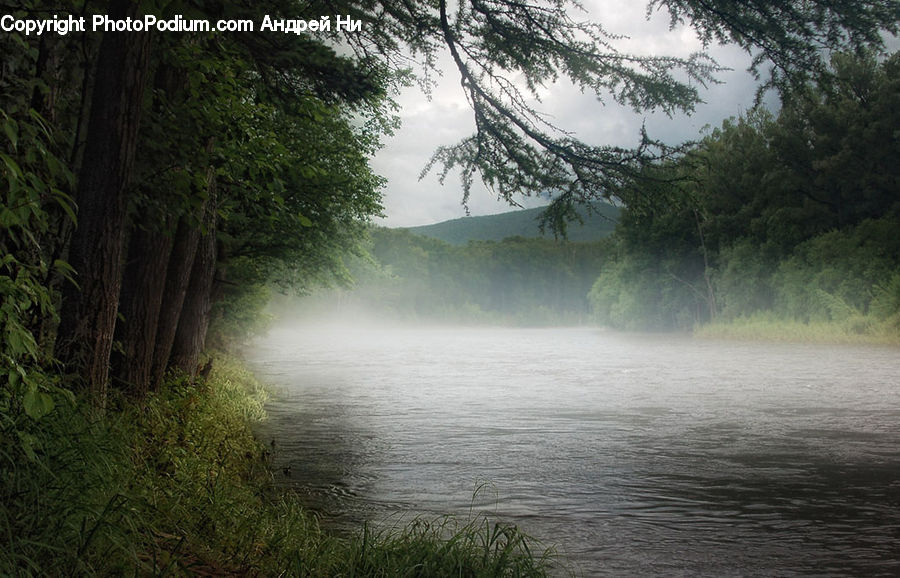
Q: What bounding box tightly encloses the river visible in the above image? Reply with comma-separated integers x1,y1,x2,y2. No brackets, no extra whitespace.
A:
248,324,900,576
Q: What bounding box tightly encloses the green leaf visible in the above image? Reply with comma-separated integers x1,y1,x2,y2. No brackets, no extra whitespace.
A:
53,259,78,286
297,214,313,227
2,118,17,149
9,370,21,390
0,152,23,179
0,208,15,228
7,326,25,355
53,191,78,224
24,386,55,420
17,431,38,462
59,387,76,405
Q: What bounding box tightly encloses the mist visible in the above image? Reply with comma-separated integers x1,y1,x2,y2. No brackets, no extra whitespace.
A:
234,45,900,578
248,207,900,575
248,321,900,576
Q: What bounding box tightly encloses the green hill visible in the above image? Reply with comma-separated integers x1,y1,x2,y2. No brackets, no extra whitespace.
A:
403,203,620,245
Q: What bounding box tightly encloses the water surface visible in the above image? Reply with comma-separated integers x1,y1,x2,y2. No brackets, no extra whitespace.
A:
249,325,900,576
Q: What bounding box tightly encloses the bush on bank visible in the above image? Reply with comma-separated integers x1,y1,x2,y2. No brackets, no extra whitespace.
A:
0,355,555,576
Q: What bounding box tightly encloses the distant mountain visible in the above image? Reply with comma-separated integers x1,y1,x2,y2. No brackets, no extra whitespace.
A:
403,203,620,245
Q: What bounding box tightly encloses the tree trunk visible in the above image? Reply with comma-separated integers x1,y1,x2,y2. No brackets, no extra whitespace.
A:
110,221,175,398
169,189,218,378
54,0,151,408
110,56,197,397
149,214,202,389
693,209,717,322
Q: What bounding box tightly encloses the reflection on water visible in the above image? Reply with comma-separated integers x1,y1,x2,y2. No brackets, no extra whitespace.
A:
249,325,900,576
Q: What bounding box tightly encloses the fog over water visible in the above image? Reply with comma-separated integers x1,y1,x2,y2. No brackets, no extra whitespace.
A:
249,323,900,576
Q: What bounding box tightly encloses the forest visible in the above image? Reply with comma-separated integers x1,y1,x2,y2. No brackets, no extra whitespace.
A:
273,230,614,326
2,0,898,574
591,51,900,340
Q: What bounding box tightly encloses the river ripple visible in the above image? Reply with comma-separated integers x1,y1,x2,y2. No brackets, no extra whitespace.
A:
248,325,900,576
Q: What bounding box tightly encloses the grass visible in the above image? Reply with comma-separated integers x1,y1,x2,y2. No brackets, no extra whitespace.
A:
694,312,900,346
0,355,557,576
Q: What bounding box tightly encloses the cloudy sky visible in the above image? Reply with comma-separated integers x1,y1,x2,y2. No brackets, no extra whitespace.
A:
370,1,775,228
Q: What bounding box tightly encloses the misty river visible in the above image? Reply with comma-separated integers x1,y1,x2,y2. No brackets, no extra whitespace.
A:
248,325,900,576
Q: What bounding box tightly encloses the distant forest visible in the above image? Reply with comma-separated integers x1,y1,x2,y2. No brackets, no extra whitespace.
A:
272,229,611,326
288,52,900,338
405,203,619,245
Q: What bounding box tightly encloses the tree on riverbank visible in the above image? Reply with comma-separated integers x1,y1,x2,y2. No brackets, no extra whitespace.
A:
3,1,392,408
589,52,900,336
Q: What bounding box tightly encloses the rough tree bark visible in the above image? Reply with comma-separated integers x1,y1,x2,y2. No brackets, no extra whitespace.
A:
109,58,197,398
110,221,175,398
169,186,218,378
148,215,202,389
54,0,151,408
151,135,217,386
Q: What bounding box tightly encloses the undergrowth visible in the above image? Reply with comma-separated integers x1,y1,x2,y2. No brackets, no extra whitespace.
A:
694,312,900,345
0,355,555,576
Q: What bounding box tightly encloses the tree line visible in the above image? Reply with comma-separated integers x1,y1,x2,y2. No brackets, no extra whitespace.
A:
314,229,612,325
589,52,900,334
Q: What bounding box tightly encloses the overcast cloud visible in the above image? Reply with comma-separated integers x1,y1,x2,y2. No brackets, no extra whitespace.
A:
371,1,774,228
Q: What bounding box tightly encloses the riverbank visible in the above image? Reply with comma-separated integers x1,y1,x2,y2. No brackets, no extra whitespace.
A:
693,313,900,346
1,354,555,576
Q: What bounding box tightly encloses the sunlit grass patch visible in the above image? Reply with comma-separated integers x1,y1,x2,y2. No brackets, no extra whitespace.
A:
694,312,900,345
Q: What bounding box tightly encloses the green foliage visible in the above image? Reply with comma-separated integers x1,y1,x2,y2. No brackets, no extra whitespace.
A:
1,357,269,575
208,257,276,349
714,240,776,319
588,52,900,340
769,51,900,229
653,0,900,89
1,105,75,422
192,52,390,347
772,218,900,321
695,312,900,345
871,274,900,333
588,248,708,331
215,89,386,291
346,516,554,578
